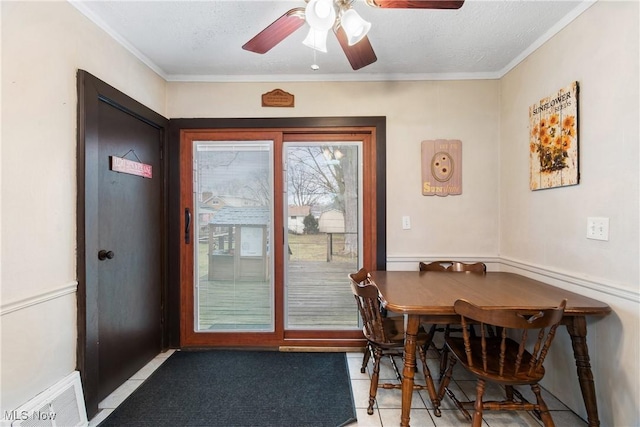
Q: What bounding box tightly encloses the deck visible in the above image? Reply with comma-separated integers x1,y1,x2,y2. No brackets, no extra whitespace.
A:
197,260,360,331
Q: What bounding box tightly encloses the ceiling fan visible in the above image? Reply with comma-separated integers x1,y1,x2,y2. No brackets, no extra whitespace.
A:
242,0,465,71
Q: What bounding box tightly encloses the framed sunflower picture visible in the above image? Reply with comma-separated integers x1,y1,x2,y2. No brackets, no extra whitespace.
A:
529,81,579,190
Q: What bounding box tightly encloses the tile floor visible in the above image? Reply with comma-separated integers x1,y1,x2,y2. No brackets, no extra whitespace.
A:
89,348,587,427
88,350,176,426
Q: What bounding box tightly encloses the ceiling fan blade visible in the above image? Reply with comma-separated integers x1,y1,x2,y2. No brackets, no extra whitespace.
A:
242,8,306,54
366,0,464,9
334,25,377,70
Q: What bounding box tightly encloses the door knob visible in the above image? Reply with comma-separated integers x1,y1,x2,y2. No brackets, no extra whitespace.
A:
98,250,115,260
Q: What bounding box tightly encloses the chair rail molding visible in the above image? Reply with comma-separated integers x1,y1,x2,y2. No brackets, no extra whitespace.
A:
0,282,78,316
499,257,639,304
387,255,638,303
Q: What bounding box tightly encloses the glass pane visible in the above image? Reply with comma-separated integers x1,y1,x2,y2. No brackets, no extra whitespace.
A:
285,143,361,330
194,141,274,332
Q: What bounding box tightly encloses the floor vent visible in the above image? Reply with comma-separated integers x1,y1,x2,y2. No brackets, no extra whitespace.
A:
8,371,87,427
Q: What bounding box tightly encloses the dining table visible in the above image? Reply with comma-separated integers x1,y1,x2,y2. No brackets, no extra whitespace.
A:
369,270,612,427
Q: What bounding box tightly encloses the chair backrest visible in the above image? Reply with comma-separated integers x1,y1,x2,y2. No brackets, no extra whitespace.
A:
454,299,567,378
419,261,450,271
349,267,371,285
449,261,486,273
419,261,486,273
348,268,390,345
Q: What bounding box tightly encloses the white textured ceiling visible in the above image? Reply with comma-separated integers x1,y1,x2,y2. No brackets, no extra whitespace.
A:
71,0,594,82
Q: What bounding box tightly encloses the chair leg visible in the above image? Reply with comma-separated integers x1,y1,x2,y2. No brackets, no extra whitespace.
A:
509,386,541,420
423,324,438,353
531,383,555,427
439,325,452,379
439,346,449,379
418,344,440,417
437,355,455,402
473,379,486,427
437,356,471,421
367,347,382,415
361,344,371,373
505,385,514,401
388,354,403,382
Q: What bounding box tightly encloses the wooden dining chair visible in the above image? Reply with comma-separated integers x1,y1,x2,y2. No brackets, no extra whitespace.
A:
437,298,567,427
419,260,487,273
348,268,441,416
349,268,377,372
419,261,488,377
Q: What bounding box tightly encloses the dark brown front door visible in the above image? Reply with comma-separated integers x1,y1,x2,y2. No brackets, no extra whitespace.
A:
77,70,168,416
96,100,162,400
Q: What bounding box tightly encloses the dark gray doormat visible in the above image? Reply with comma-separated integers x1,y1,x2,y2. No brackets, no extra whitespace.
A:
99,350,357,427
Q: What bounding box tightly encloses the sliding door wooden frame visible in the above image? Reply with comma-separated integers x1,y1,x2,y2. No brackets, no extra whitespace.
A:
180,130,284,347
168,117,386,348
281,132,377,343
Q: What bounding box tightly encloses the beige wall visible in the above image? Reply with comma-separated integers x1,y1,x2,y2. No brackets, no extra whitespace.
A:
1,0,638,425
0,1,165,412
500,1,639,290
499,1,639,424
167,79,501,261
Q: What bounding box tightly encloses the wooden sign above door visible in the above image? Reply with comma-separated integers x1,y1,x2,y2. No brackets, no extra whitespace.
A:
262,88,294,107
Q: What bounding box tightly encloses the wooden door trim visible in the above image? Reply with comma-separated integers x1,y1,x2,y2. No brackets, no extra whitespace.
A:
281,130,377,270
76,70,169,417
179,130,286,347
169,118,386,348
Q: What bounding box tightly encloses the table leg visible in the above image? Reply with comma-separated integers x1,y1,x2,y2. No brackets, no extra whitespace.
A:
565,316,600,427
401,315,420,427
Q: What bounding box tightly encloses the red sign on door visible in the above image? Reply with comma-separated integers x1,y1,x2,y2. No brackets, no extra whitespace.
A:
110,156,152,179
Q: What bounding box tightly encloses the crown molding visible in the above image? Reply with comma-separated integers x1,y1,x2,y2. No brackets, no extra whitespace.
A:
69,0,596,84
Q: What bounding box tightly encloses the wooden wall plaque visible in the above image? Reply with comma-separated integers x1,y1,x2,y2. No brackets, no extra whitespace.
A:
421,139,462,196
262,89,294,107
529,81,579,190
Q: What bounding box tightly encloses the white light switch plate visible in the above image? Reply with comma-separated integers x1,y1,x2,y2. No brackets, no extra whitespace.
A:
587,217,609,241
402,216,411,230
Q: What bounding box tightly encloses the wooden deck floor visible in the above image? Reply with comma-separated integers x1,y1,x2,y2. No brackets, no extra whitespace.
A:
197,260,359,331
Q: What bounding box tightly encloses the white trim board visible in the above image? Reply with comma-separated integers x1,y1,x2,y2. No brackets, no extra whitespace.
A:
386,255,639,304
0,282,78,316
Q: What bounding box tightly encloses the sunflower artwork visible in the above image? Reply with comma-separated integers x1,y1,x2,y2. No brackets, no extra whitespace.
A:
529,82,579,190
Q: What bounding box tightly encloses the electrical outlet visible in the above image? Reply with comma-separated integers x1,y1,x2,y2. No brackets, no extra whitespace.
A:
402,216,411,230
587,217,609,241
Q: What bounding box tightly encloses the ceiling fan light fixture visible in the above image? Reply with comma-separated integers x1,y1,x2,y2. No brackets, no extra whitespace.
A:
305,0,336,31
302,27,329,52
340,8,371,46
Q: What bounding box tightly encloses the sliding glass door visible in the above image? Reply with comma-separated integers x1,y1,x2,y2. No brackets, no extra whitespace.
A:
193,141,274,332
180,127,381,348
284,142,362,330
